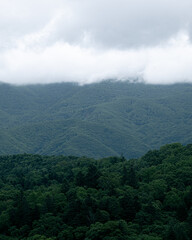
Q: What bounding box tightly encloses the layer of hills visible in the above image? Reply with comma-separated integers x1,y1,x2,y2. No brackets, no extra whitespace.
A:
1,81,192,158
0,143,191,239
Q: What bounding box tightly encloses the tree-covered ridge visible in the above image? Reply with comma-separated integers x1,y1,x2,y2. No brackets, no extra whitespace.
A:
1,81,192,158
0,143,191,239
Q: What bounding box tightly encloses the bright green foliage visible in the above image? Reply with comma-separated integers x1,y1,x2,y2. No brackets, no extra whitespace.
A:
0,143,191,239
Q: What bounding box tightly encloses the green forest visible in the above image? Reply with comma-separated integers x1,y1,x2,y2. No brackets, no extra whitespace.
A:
0,143,191,239
1,81,192,158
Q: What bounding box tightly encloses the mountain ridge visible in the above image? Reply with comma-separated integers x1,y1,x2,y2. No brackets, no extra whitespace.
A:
1,81,192,158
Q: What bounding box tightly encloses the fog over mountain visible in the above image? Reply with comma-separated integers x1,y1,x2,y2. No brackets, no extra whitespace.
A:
0,0,192,85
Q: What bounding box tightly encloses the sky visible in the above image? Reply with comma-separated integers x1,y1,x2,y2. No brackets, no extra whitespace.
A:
0,0,192,85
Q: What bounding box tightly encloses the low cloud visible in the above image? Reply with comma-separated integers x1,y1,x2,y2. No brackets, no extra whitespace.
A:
0,31,192,85
0,0,192,85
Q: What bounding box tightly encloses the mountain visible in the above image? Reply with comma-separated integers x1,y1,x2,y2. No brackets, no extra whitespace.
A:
1,81,192,158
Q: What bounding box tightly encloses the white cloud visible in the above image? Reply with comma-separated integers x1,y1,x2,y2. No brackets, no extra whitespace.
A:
0,31,192,85
0,0,192,85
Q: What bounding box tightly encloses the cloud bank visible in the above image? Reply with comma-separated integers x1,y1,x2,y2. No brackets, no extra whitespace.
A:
0,0,192,85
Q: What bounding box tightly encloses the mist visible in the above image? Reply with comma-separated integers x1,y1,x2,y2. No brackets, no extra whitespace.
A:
0,0,192,85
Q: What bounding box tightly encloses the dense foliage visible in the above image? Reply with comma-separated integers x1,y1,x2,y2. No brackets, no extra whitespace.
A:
1,81,192,158
0,143,191,239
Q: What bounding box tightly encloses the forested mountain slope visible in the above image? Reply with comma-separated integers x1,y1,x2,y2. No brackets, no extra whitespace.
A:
1,81,192,158
0,143,191,239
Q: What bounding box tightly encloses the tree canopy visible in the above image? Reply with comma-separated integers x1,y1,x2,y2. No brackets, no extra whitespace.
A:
0,143,191,239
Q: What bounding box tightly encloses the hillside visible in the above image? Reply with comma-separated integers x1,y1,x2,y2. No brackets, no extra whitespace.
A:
1,81,192,158
0,143,191,239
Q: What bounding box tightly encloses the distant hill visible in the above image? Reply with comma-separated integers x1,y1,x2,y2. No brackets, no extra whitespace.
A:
1,81,192,158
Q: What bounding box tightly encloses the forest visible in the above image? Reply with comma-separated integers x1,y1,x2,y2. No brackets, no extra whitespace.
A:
0,143,191,239
1,81,192,158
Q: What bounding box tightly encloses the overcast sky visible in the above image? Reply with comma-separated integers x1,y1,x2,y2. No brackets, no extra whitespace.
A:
1,0,192,85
